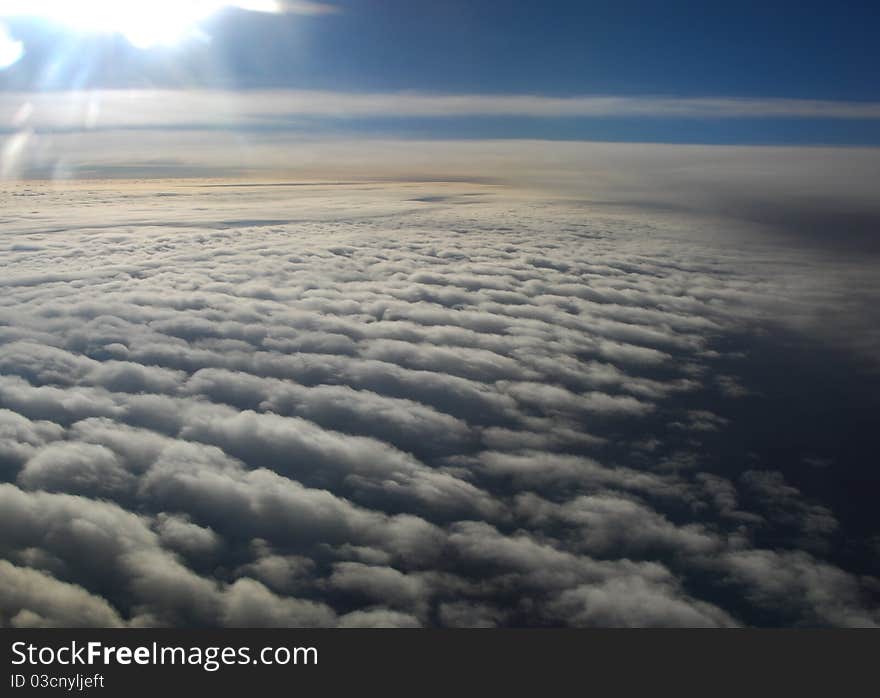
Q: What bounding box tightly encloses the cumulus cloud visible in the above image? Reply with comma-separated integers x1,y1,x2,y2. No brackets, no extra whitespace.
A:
0,560,124,628
0,180,876,627
544,576,737,628
18,441,136,499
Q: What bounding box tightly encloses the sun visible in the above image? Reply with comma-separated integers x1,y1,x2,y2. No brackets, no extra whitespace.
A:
0,1,282,49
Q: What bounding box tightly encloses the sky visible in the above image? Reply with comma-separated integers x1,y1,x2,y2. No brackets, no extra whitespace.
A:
0,2,879,629
0,1,880,146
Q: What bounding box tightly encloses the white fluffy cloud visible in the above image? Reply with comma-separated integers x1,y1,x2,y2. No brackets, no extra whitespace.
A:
0,180,876,627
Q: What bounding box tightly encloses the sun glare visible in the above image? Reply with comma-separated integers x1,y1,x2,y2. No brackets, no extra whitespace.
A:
0,0,282,48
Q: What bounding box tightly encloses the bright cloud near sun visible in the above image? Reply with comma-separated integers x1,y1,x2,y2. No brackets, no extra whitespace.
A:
0,22,23,69
0,1,286,49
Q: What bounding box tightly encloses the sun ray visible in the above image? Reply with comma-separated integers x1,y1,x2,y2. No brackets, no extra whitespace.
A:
0,1,284,49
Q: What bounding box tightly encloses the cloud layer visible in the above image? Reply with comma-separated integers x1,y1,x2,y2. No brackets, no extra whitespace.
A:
5,90,880,132
0,180,877,627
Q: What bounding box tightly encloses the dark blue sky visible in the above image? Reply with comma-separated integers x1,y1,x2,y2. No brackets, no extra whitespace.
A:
2,1,880,144
263,0,879,100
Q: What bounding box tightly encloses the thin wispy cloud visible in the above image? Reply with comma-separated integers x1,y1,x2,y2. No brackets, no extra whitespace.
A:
4,91,880,130
276,0,339,13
